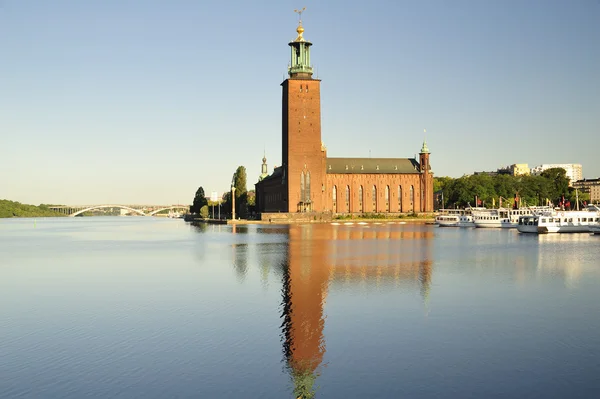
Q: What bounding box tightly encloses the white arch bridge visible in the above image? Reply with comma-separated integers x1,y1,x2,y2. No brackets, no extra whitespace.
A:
48,204,190,217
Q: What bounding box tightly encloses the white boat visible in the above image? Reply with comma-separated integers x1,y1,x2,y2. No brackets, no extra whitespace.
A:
472,206,553,229
517,207,600,234
590,224,600,235
435,207,484,227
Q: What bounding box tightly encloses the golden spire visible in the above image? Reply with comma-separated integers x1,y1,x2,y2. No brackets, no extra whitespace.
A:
294,7,306,41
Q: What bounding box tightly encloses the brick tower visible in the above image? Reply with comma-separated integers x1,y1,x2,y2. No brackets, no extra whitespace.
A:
419,140,432,212
281,13,326,213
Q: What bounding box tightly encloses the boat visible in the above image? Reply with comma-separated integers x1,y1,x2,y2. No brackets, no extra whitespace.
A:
435,207,484,227
472,206,553,229
517,206,600,234
590,224,600,235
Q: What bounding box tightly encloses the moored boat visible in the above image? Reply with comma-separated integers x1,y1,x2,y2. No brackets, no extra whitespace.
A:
517,207,600,234
435,207,484,227
473,206,553,229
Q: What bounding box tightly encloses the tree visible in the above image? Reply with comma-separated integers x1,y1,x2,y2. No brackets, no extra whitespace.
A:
190,186,208,214
233,166,247,197
199,205,209,218
433,176,453,194
540,168,570,201
232,166,248,218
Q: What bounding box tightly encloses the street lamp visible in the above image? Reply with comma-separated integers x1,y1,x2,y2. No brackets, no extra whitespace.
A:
231,186,236,221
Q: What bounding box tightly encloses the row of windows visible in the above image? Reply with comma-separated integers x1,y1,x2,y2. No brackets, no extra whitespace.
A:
332,185,414,213
542,217,599,223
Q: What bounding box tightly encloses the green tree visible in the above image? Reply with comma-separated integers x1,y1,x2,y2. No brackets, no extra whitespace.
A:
247,190,256,206
199,205,209,218
0,200,66,218
540,167,570,201
433,176,453,194
190,186,208,214
232,166,248,218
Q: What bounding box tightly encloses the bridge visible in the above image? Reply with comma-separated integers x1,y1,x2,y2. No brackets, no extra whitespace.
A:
48,204,190,217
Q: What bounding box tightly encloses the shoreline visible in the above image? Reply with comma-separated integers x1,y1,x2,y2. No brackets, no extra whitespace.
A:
214,218,436,225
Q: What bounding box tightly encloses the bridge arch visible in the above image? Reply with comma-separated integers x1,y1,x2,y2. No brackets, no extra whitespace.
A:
148,206,189,216
70,205,147,217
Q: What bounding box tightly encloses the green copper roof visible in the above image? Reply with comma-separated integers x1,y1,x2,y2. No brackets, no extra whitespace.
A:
288,22,313,78
421,141,430,154
326,158,421,174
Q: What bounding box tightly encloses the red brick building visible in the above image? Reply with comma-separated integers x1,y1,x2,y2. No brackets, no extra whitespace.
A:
255,19,433,218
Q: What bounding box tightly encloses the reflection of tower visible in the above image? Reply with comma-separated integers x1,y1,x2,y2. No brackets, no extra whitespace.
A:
281,225,330,398
279,223,434,397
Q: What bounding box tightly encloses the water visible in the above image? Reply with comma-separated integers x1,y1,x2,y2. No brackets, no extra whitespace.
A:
1,217,599,398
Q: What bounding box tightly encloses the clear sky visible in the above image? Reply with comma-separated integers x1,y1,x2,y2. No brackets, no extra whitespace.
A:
1,0,599,205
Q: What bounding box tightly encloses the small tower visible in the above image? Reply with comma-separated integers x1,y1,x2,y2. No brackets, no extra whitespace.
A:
288,8,313,79
259,153,269,181
419,138,432,212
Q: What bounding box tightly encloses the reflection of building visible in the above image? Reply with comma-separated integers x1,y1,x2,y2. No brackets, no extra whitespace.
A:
536,234,589,287
573,178,600,203
530,164,583,185
255,16,433,217
279,224,433,397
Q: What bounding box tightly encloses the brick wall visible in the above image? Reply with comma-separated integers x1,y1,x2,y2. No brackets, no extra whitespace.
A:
325,173,429,213
282,78,326,213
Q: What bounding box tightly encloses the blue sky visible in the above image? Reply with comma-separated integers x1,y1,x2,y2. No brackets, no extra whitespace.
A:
1,0,599,205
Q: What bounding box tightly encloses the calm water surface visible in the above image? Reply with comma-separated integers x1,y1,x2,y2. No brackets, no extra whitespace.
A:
1,217,599,398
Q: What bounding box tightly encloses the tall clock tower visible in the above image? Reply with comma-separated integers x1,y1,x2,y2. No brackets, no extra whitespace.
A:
419,140,432,212
281,14,326,213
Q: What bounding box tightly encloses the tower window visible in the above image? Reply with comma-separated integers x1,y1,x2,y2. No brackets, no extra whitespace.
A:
398,186,403,212
385,185,390,212
372,185,377,212
333,186,337,213
345,185,350,212
359,185,364,213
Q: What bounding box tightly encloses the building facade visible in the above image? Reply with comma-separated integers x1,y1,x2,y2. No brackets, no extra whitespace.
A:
255,18,433,217
530,164,583,185
573,178,600,203
510,163,530,176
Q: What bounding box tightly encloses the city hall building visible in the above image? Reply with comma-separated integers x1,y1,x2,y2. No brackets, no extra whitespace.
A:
255,18,433,219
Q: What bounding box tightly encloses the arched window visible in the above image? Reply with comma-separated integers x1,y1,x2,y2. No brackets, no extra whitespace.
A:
332,185,337,213
305,171,311,203
345,185,350,212
300,172,305,203
385,185,390,212
398,186,403,212
410,185,414,211
372,185,377,212
359,185,363,213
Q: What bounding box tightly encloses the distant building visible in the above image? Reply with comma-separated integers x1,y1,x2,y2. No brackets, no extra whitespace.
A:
510,164,530,176
530,164,583,185
474,170,507,177
573,178,600,203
